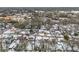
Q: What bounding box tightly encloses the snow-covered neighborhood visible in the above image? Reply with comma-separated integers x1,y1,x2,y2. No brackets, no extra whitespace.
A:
0,8,79,52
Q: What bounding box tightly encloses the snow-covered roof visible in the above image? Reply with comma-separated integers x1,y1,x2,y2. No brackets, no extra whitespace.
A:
38,33,44,36
20,31,26,34
43,36,49,40
26,42,32,50
3,29,15,34
55,31,61,34
16,40,20,44
29,35,35,39
44,31,50,34
47,34,51,36
39,29,45,32
58,38,64,41
9,42,17,48
0,35,2,38
36,36,42,40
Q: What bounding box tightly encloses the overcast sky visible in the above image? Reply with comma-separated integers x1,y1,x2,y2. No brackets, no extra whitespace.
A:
0,0,78,7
